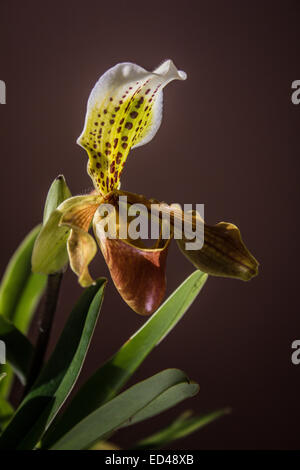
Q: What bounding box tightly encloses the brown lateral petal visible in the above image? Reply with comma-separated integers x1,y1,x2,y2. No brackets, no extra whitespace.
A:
177,221,259,281
93,213,170,315
117,190,259,281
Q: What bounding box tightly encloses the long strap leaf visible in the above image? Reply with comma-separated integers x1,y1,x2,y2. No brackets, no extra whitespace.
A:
49,369,197,450
0,226,47,397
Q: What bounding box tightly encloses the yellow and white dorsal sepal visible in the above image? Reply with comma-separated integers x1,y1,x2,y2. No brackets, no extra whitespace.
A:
77,60,186,194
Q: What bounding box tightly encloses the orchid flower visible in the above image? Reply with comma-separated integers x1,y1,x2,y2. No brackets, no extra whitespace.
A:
32,60,258,315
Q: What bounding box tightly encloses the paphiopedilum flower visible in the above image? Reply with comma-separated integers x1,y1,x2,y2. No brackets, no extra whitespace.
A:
32,60,258,315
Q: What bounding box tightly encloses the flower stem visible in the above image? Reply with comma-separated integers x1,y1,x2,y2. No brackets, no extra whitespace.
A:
23,272,63,396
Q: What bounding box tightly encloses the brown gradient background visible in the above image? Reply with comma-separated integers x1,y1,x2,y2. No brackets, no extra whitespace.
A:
0,0,300,450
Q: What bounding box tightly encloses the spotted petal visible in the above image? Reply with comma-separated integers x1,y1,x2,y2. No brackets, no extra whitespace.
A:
77,60,186,194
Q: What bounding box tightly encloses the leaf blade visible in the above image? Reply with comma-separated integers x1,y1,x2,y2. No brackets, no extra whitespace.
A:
48,369,192,450
0,316,34,385
0,279,106,450
134,408,230,449
0,396,14,432
0,225,46,324
121,382,199,428
0,226,47,397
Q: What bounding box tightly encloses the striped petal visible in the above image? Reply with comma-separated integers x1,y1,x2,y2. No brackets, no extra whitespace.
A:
119,191,259,282
177,222,259,281
77,60,186,194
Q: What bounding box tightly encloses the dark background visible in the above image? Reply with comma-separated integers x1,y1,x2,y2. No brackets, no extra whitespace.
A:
0,0,299,449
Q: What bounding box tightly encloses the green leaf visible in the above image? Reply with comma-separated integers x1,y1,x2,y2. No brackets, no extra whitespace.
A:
0,365,12,399
0,226,47,397
12,273,48,334
0,225,46,325
0,316,34,385
0,396,14,432
48,369,196,450
47,270,207,441
121,382,199,428
0,279,106,450
134,408,230,449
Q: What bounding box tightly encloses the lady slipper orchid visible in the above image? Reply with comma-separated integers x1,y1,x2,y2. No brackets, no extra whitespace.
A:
32,60,259,315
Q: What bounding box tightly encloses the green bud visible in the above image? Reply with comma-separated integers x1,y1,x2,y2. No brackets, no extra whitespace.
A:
43,175,72,224
32,175,72,275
